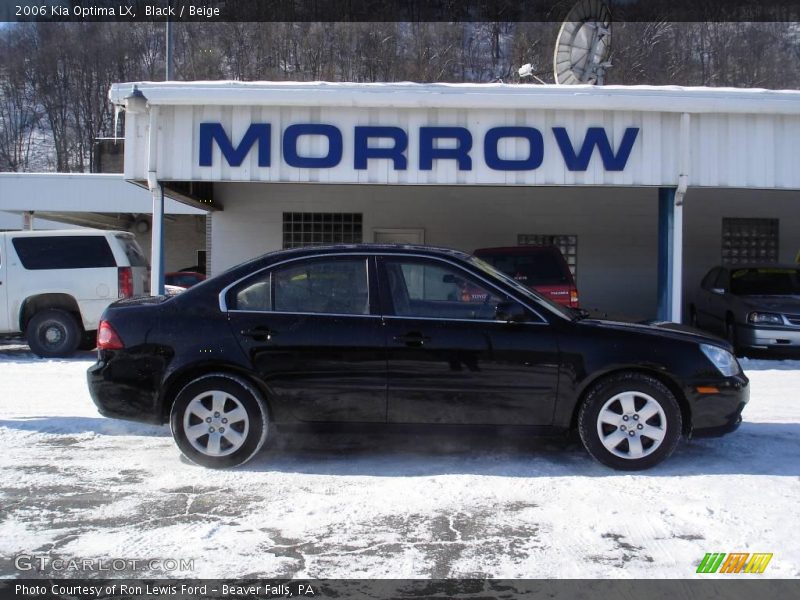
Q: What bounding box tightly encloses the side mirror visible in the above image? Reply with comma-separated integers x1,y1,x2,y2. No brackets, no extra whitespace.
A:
496,301,529,323
711,287,726,295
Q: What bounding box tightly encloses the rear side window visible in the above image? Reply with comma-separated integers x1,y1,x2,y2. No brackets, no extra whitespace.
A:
477,251,571,285
116,235,149,267
232,258,369,315
12,236,116,270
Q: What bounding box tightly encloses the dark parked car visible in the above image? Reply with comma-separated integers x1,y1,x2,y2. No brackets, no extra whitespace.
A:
690,264,800,352
88,245,748,471
474,246,579,308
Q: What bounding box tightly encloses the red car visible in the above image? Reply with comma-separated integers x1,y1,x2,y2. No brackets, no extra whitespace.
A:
473,246,579,308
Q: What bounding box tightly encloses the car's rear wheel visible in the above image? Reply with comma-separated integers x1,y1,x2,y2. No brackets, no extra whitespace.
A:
578,373,682,470
170,374,269,468
25,309,81,358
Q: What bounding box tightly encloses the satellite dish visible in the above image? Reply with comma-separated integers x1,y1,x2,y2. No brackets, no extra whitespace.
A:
553,0,612,85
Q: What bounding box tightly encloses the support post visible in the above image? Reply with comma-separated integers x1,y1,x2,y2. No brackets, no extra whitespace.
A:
151,184,165,296
22,211,34,230
657,187,684,322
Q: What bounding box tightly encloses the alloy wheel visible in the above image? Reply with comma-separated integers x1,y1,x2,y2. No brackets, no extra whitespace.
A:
183,390,250,457
595,391,667,460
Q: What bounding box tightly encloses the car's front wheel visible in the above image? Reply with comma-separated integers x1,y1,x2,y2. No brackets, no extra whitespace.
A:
170,374,269,468
578,373,682,470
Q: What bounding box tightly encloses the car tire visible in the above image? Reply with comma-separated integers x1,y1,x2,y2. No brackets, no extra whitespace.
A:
170,373,269,468
25,309,81,358
578,373,682,471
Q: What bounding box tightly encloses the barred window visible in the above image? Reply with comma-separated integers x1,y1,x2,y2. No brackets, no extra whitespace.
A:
282,213,363,249
518,234,578,279
721,218,779,265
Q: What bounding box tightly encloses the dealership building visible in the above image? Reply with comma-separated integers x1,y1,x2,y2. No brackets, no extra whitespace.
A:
108,81,800,321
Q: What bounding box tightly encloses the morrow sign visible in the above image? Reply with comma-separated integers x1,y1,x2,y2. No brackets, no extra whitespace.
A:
199,123,640,172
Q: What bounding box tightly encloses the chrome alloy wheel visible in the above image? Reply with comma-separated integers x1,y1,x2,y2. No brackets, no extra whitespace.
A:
596,391,667,460
183,390,250,457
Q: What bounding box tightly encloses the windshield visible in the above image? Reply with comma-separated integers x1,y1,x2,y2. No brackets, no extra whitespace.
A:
469,256,575,320
730,268,800,295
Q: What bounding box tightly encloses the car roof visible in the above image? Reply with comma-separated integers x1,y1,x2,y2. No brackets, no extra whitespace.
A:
260,243,474,261
474,245,562,255
720,263,800,270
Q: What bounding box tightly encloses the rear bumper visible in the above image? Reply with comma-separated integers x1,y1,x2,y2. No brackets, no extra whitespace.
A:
87,355,163,424
687,373,749,437
738,324,800,349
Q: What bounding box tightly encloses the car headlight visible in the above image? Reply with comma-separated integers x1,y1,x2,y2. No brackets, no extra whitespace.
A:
700,344,740,377
748,312,783,325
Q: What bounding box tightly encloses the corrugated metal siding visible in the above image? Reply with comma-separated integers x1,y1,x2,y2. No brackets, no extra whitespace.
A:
130,105,800,189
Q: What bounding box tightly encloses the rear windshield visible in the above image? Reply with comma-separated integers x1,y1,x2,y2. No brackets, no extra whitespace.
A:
475,251,571,285
730,268,800,295
12,236,115,270
116,235,149,267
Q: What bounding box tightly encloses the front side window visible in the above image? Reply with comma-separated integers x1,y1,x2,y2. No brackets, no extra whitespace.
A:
384,258,506,320
233,258,369,315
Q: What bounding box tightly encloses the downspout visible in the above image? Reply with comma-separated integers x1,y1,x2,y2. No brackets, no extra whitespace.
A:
147,106,165,296
671,112,690,322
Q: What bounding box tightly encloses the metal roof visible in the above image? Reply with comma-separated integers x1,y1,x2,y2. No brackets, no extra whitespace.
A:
0,173,205,214
109,81,800,115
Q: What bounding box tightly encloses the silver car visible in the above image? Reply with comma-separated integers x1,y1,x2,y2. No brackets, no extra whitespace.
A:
690,264,800,352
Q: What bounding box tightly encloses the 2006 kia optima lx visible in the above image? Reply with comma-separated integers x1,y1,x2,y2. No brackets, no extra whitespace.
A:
87,245,748,470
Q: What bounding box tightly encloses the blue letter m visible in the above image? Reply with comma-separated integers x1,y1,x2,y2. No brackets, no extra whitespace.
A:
553,127,639,171
199,123,271,167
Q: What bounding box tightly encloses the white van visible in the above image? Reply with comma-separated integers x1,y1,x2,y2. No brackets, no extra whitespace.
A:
0,230,150,357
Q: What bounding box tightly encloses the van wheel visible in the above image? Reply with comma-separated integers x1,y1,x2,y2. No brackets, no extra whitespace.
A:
25,309,81,358
170,374,269,468
578,373,682,471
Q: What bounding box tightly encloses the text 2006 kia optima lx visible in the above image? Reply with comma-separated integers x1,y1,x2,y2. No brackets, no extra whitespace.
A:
87,245,748,470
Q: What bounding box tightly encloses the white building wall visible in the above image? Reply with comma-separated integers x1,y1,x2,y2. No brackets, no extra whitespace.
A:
136,214,206,272
211,183,799,320
212,183,660,319
682,188,800,299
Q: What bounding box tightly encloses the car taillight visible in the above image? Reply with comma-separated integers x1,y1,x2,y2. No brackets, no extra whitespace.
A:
118,267,133,298
97,320,124,350
570,289,579,307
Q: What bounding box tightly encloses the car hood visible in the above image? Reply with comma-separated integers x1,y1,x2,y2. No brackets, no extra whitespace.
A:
737,295,800,313
578,318,730,348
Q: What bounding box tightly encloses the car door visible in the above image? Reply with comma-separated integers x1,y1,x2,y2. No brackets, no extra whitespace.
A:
226,255,387,423
378,255,560,426
0,236,9,332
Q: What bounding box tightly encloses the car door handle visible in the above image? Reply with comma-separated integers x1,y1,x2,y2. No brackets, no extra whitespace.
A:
393,332,431,347
240,327,276,341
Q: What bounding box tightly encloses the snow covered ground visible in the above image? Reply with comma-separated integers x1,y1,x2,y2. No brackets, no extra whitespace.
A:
0,341,798,579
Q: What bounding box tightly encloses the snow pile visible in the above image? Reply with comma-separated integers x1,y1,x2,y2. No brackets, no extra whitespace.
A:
0,349,798,578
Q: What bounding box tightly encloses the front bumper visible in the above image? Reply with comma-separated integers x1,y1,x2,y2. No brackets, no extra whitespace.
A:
738,324,800,349
687,373,749,437
87,354,163,425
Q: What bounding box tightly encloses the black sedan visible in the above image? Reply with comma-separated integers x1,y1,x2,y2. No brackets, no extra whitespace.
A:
88,245,748,470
